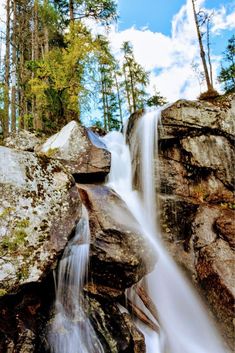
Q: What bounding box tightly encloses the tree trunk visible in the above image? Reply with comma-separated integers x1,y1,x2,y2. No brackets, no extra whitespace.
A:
191,0,213,92
123,66,132,115
69,0,74,22
101,69,107,130
11,0,17,132
206,18,213,87
114,73,123,128
33,0,43,130
128,62,137,112
3,0,10,137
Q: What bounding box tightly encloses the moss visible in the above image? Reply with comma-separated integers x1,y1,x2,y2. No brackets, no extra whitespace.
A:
1,230,27,252
45,147,59,157
16,219,30,228
0,207,14,219
16,263,30,281
0,289,7,297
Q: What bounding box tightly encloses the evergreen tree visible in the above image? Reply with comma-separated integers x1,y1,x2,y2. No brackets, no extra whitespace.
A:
122,41,149,114
96,35,121,131
218,35,235,93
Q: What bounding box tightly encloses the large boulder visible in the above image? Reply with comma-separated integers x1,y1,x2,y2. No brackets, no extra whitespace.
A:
77,183,156,352
0,146,82,352
3,130,43,152
0,146,81,294
37,121,111,182
160,95,235,140
78,184,156,292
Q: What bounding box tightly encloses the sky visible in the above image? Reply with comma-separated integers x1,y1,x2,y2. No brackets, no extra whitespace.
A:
0,0,234,104
111,0,235,102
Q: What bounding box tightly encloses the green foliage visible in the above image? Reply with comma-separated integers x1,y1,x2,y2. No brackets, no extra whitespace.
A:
95,35,122,131
27,22,96,132
0,289,7,297
218,35,235,93
147,92,168,107
74,0,117,23
122,41,149,114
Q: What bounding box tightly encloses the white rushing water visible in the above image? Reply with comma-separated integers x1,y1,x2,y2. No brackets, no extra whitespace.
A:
103,109,227,353
48,205,104,353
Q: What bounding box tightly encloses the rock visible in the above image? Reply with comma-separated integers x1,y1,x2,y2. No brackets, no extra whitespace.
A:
196,239,235,345
181,135,234,189
3,130,43,152
37,121,111,182
87,296,146,353
160,96,235,140
0,146,81,293
78,184,156,291
192,206,220,249
126,95,235,348
214,210,235,249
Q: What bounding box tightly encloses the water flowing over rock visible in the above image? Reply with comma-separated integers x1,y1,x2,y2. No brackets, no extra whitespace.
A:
127,95,234,349
78,184,156,291
0,146,81,351
37,121,111,182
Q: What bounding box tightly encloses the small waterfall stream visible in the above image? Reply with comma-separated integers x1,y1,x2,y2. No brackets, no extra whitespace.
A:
103,108,227,353
48,205,104,353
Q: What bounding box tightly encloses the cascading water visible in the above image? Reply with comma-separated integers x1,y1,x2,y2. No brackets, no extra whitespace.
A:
103,108,227,353
48,205,104,353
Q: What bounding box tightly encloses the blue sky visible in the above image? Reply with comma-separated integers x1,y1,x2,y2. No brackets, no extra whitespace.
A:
106,0,235,102
117,0,235,55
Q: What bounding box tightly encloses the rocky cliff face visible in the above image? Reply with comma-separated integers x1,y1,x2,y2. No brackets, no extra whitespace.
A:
126,94,235,350
0,124,153,353
157,95,234,348
1,95,234,352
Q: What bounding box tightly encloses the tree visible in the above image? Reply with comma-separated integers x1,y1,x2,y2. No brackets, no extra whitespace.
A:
3,0,10,137
122,41,149,114
191,0,214,93
147,91,167,107
96,35,121,131
218,35,235,93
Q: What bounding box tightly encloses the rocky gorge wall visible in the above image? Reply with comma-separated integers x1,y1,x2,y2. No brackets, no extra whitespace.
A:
0,121,155,353
0,94,234,352
127,93,235,350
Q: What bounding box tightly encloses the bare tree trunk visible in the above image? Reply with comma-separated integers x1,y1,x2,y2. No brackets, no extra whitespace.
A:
128,63,137,112
33,0,43,130
44,26,49,54
69,0,75,22
123,66,132,115
11,0,17,132
191,0,213,92
206,18,213,87
114,72,123,128
3,0,10,137
101,70,107,130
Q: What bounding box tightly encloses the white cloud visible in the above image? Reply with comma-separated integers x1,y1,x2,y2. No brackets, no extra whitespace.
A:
106,0,235,102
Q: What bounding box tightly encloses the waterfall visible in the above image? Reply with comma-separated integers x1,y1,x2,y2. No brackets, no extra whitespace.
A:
48,205,104,353
103,108,227,353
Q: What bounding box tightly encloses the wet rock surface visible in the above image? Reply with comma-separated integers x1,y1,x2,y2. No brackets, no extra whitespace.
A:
78,184,156,291
158,96,235,349
127,94,235,349
37,121,111,182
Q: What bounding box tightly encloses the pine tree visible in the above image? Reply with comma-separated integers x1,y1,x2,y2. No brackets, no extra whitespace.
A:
122,41,149,114
96,35,120,131
3,0,10,137
218,35,235,93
